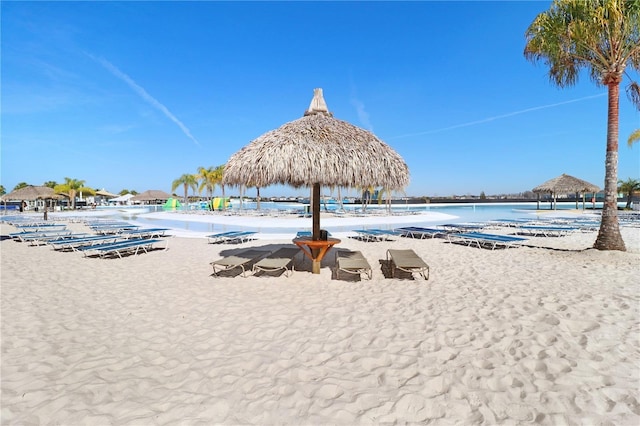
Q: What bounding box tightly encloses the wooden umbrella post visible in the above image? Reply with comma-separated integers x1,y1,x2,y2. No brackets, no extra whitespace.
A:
312,183,321,273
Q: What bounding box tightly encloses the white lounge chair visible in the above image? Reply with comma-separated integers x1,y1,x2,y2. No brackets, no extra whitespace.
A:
386,249,429,280
252,247,301,277
335,250,372,280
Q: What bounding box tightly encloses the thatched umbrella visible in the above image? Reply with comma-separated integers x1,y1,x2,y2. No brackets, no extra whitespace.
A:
131,190,172,204
532,173,600,210
223,88,410,271
2,185,55,200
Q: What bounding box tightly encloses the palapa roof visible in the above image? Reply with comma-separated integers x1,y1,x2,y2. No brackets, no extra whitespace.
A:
1,185,56,201
223,88,409,190
131,190,173,202
95,189,118,198
532,174,600,194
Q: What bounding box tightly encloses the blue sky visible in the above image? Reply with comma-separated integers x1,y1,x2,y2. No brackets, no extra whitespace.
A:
2,1,638,198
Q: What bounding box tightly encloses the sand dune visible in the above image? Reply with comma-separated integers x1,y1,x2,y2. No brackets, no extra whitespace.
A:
1,220,638,425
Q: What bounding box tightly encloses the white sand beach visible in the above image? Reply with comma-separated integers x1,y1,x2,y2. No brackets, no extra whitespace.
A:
1,217,639,425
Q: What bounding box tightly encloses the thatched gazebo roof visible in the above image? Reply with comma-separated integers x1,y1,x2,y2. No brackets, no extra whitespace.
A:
1,185,56,201
532,173,600,194
532,173,600,210
223,88,409,190
95,189,118,198
131,190,172,202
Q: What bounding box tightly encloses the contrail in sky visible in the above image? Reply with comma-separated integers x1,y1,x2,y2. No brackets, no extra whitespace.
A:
91,55,200,146
391,93,606,139
351,97,374,132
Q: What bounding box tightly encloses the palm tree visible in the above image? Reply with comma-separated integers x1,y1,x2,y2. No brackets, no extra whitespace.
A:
197,166,217,209
618,178,640,209
13,182,29,191
172,173,198,210
54,177,94,209
43,181,57,188
629,129,640,147
212,164,226,209
524,0,640,251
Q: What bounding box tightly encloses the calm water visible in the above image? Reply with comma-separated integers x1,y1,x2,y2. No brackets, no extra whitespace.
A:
119,202,603,235
2,201,606,235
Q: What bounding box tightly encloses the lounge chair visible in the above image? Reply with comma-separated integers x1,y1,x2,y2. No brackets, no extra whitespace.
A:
207,231,256,244
252,247,301,277
13,223,67,233
335,250,372,280
11,230,73,242
395,226,446,239
448,232,527,250
79,238,166,258
296,231,332,238
515,225,577,237
119,228,169,238
210,249,270,277
442,223,486,233
351,229,399,242
386,249,429,280
49,235,121,251
23,232,87,246
92,224,141,235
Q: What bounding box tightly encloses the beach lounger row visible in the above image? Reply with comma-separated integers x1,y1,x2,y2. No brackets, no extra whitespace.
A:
448,232,527,250
210,247,429,281
207,231,257,244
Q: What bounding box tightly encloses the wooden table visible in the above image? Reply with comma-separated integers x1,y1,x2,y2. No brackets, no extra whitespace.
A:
293,237,341,274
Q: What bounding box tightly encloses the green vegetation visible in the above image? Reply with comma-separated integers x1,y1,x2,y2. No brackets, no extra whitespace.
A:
524,0,640,251
618,178,640,209
54,177,95,209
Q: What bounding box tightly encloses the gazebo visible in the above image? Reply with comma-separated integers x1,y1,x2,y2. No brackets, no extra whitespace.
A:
532,173,600,210
223,88,409,273
131,190,173,205
0,185,66,218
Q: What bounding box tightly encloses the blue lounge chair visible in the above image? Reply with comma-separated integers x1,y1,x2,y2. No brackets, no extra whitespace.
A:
516,225,577,237
395,226,447,239
351,229,399,242
49,235,121,251
442,223,486,233
119,228,169,238
79,238,166,258
11,230,73,242
448,232,527,250
295,231,332,238
207,231,256,244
